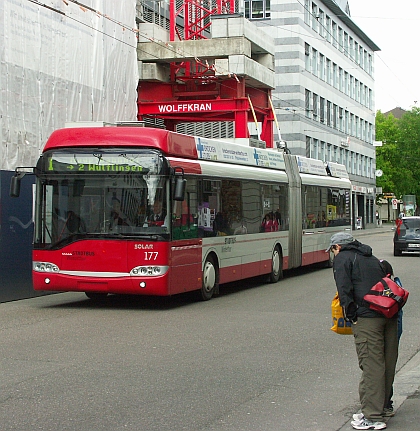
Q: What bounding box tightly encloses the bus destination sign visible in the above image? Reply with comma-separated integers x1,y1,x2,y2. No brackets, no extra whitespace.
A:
46,154,150,174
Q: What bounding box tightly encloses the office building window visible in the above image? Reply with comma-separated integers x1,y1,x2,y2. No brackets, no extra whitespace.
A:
318,10,325,37
326,15,331,42
333,63,338,88
320,97,325,123
355,79,360,102
327,101,331,126
326,58,331,85
359,46,364,68
344,31,348,56
313,93,319,119
312,48,318,76
319,54,325,80
339,107,344,132
244,0,270,19
347,150,351,173
304,0,310,25
368,54,373,76
332,22,337,48
338,27,344,53
339,67,343,91
344,72,349,96
333,104,337,129
345,110,349,134
305,43,311,71
312,3,318,32
312,139,319,158
305,89,311,117
306,136,311,158
320,141,325,161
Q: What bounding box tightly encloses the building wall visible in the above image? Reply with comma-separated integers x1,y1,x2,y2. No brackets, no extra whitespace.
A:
137,0,380,228
249,0,378,227
0,0,139,302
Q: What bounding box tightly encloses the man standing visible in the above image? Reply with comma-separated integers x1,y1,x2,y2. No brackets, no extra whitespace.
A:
327,232,398,430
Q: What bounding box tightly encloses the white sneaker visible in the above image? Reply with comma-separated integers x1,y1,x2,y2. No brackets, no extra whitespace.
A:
353,413,364,422
351,418,387,430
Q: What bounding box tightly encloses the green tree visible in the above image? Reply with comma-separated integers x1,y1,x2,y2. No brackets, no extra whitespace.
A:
375,108,420,205
396,107,420,200
375,111,402,196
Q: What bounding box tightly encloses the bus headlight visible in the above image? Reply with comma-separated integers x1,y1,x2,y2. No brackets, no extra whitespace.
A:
130,266,168,277
33,261,60,273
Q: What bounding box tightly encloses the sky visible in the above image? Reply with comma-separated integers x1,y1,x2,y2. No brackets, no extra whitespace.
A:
348,0,420,113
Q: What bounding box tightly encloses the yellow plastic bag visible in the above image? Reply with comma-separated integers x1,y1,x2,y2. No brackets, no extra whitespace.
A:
331,292,353,335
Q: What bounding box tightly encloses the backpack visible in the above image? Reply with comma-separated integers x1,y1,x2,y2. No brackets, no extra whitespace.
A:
363,276,409,318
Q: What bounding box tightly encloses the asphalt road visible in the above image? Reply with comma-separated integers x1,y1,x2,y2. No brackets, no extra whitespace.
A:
1,229,419,431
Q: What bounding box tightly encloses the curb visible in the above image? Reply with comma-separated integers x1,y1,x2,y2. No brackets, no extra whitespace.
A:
338,336,420,430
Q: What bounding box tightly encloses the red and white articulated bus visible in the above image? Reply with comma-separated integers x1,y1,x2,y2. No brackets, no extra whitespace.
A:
11,125,351,300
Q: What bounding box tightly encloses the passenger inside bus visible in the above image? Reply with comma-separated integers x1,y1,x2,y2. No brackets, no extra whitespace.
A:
261,212,278,232
233,220,248,235
275,209,282,229
213,212,230,236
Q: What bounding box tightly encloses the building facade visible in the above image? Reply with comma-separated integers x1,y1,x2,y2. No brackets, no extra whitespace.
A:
246,0,379,228
0,1,138,302
136,0,380,229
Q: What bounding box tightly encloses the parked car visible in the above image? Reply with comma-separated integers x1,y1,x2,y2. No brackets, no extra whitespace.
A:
393,216,420,256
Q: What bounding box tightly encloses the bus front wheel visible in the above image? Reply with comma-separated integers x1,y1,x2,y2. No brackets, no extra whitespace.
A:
269,246,283,283
200,255,218,301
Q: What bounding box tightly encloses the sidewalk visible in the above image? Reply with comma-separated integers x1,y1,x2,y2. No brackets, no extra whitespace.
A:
385,348,420,430
338,225,420,430
339,324,420,431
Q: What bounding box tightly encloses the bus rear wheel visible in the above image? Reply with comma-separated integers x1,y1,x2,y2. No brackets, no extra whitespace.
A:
200,255,218,300
269,246,283,283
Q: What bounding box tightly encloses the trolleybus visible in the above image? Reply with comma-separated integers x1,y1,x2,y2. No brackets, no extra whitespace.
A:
11,125,351,300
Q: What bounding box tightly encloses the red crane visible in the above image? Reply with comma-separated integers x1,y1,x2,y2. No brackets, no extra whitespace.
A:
137,0,274,147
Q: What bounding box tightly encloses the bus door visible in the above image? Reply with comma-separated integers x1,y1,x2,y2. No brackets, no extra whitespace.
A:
169,177,202,294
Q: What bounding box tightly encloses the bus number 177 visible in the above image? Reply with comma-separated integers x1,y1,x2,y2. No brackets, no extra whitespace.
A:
144,252,158,261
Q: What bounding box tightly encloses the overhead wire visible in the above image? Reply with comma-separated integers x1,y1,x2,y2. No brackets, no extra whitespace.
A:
23,0,373,130
24,0,303,115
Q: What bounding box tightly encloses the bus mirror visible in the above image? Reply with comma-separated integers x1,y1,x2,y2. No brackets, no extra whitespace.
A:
10,174,23,198
174,176,186,201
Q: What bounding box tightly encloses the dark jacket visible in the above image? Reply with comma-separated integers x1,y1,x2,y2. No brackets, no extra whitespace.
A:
333,240,386,320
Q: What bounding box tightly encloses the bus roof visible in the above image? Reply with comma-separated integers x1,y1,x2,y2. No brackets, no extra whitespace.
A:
43,127,198,159
43,126,349,179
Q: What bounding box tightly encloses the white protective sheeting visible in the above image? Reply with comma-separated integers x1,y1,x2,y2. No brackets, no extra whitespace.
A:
0,0,139,170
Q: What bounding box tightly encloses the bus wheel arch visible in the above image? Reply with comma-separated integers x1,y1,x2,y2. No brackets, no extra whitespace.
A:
200,252,219,301
269,244,283,283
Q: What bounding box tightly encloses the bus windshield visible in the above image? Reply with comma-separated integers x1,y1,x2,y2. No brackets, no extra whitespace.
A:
34,149,170,249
